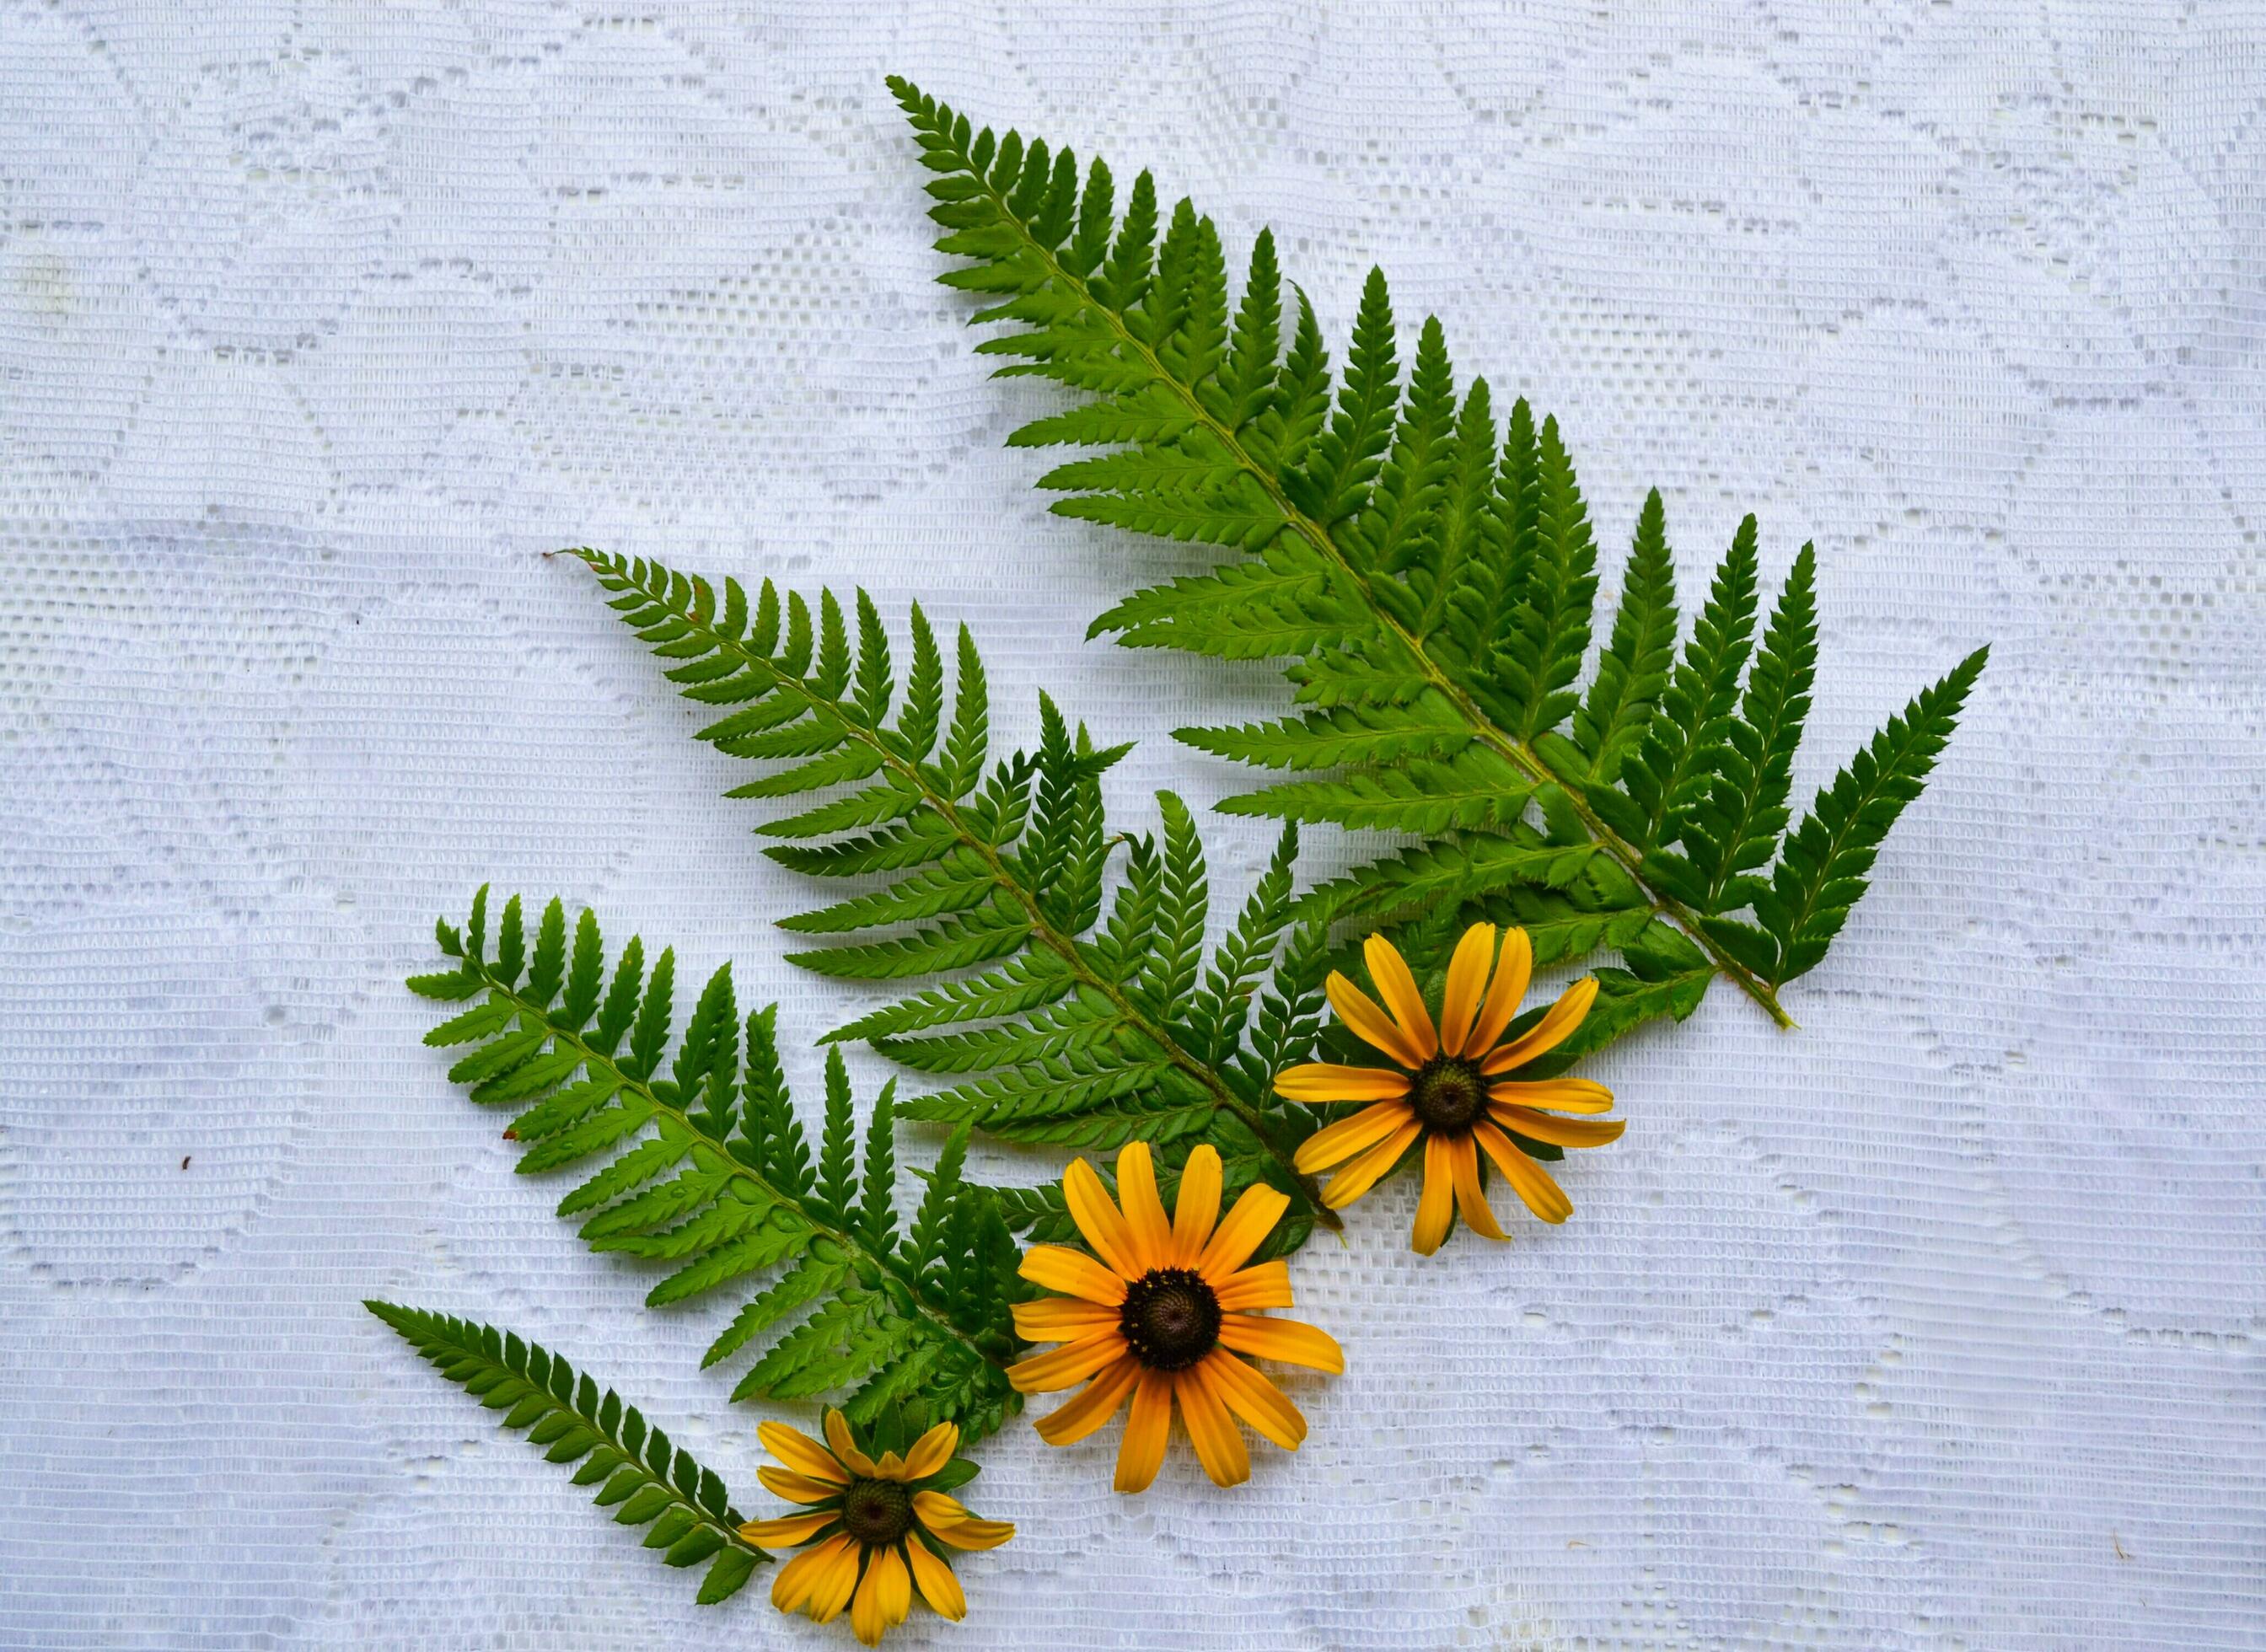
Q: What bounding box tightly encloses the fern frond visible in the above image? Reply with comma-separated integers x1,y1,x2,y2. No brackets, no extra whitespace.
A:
562,550,1337,1228
891,77,1986,1033
411,891,1024,1440
364,1303,766,1604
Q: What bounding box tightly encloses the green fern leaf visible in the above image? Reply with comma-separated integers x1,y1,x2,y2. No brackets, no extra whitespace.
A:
407,895,1023,1438
1291,267,1401,530
566,546,1339,1220
1176,693,1470,771
1302,828,1603,930
364,1303,765,1602
703,1249,852,1370
1216,747,1531,833
1687,541,1820,911
1187,823,1300,1064
1755,646,1988,986
1498,415,1601,740
894,81,1988,1033
1134,793,1209,1016
1571,487,1678,781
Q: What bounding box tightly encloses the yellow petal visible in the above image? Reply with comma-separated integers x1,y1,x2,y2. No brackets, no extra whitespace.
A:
1436,923,1497,1058
1211,1258,1293,1311
873,1451,905,1479
1410,1132,1457,1256
1447,1131,1505,1241
1473,1119,1572,1223
905,1538,966,1622
1175,1363,1250,1488
759,1420,850,1485
1200,1348,1307,1451
1114,1370,1173,1494
913,1491,1014,1551
1479,976,1599,1074
1272,1063,1415,1104
1114,1140,1173,1273
1463,925,1533,1057
1011,1297,1120,1343
1292,1099,1416,1173
806,1535,863,1623
1362,933,1439,1060
824,1409,878,1478
874,1542,913,1628
1195,1182,1291,1281
1170,1142,1222,1267
740,1510,839,1548
1032,1354,1140,1446
1216,1313,1345,1372
1019,1243,1129,1306
877,1544,913,1632
773,1531,856,1616
759,1465,849,1505
1490,1104,1627,1150
1319,1115,1422,1210
1485,1076,1615,1113
849,1549,884,1644
851,1541,910,1646
1007,1328,1130,1394
1325,971,1430,1069
1061,1156,1141,1279
897,1420,959,1483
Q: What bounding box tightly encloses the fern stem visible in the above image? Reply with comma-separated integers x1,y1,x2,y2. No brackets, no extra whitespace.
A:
940,161,1799,1031
558,550,1344,1223
454,947,1017,1375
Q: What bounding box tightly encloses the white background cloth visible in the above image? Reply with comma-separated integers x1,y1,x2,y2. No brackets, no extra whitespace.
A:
3,3,2263,1647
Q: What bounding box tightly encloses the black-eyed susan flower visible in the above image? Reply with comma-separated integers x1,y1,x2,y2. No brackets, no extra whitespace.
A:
1007,1140,1342,1493
741,1408,1011,1646
1275,923,1624,1253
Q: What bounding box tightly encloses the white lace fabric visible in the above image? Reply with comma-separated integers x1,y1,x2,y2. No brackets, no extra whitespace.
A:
3,4,2263,1648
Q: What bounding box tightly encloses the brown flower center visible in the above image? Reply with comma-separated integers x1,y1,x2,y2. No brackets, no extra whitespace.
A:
840,1477,913,1547
1410,1055,1486,1134
1118,1266,1222,1370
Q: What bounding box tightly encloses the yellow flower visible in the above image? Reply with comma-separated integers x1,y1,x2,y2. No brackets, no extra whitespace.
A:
739,1408,1012,1647
1006,1140,1343,1493
1275,923,1624,1253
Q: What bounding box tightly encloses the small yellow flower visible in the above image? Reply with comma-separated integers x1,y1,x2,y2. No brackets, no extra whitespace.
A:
740,1408,1011,1646
1007,1140,1343,1494
1275,923,1624,1253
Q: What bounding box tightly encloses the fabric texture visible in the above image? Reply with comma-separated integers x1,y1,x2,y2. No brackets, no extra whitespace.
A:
4,3,2263,1646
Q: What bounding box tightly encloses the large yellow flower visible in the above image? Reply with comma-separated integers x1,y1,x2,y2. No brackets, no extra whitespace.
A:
1275,923,1624,1253
740,1408,1012,1646
1006,1140,1343,1493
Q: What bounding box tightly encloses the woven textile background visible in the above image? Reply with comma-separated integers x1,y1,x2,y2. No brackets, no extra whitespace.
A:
4,3,2264,1647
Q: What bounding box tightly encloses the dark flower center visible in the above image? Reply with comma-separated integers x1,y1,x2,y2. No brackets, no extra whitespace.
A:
1119,1266,1223,1370
840,1478,913,1547
1410,1055,1486,1134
